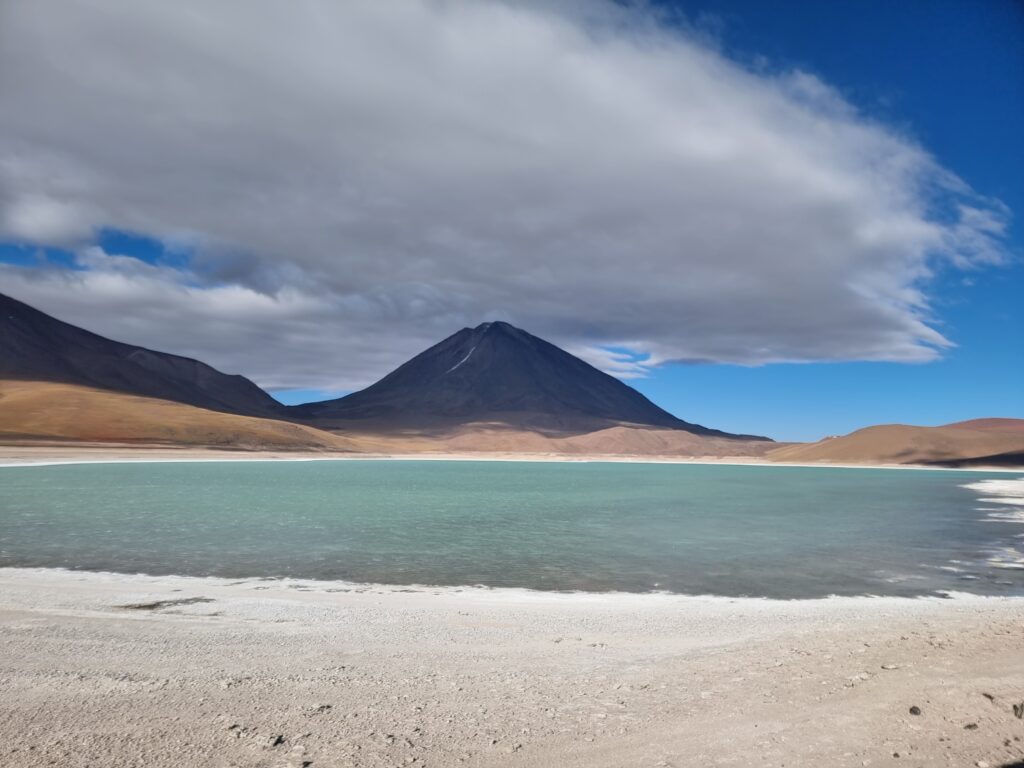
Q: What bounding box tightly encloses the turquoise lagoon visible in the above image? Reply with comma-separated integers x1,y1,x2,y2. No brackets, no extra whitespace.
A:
1,460,1021,598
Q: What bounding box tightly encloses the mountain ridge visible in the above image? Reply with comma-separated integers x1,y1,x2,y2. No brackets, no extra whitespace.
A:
0,292,284,417
0,292,762,440
767,420,1024,466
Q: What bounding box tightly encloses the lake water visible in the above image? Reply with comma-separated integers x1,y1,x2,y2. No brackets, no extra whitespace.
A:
1,460,1022,598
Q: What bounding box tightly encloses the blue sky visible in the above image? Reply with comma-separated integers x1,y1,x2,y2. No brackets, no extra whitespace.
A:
628,0,1024,439
0,0,1021,441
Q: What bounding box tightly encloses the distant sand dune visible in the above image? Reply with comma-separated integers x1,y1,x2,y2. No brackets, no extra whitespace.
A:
768,421,1024,466
0,380,355,451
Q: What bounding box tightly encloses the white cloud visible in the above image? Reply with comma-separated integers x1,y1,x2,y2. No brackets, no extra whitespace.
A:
0,0,1009,390
1,195,94,245
568,345,660,380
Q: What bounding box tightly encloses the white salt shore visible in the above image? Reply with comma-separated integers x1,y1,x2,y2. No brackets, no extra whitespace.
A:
1,567,1023,767
1,443,1023,472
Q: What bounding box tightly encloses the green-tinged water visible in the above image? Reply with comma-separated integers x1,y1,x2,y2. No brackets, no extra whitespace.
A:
1,460,1022,598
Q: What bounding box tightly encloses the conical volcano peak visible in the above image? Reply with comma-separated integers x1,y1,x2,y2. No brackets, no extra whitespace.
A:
456,319,532,354
470,320,517,336
292,321,768,440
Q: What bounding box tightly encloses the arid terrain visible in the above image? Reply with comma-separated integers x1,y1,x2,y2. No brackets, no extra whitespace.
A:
5,379,1024,467
0,381,354,451
769,419,1024,467
1,569,1023,768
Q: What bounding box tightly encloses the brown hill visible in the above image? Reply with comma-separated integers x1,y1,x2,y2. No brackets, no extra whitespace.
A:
0,381,354,450
943,418,1024,434
768,420,1024,467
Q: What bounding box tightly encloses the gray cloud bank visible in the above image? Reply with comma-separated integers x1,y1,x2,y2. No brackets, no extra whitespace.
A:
0,0,1009,390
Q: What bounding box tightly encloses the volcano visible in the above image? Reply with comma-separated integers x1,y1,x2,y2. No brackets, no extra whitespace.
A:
0,293,767,442
291,321,766,439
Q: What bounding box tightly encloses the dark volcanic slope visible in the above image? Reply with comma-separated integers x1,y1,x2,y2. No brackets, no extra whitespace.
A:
0,292,283,417
293,321,766,439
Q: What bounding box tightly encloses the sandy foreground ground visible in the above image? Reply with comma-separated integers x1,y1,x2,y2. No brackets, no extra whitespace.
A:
0,569,1022,768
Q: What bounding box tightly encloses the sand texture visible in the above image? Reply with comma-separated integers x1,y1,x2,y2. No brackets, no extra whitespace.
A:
0,381,354,451
769,422,1024,467
1,569,1023,768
